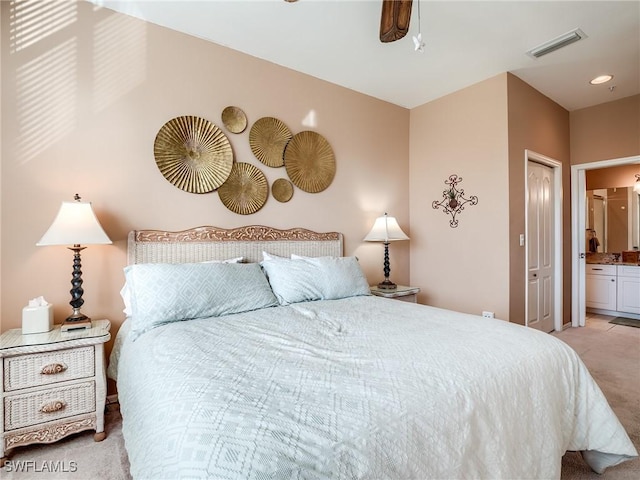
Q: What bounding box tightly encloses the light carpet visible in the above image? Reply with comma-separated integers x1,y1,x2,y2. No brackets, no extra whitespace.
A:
2,314,638,479
554,313,640,479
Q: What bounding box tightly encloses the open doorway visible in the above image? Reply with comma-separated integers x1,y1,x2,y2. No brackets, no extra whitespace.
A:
570,155,640,327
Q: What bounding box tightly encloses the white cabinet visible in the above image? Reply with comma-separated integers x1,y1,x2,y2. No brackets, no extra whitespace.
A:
617,266,640,314
586,265,617,311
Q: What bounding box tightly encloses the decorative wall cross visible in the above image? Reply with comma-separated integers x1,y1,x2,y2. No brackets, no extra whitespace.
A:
432,174,478,228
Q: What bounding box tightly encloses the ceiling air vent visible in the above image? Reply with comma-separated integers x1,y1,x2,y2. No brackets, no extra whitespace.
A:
527,28,587,59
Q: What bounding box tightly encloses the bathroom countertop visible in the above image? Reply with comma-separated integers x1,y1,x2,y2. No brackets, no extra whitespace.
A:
586,261,640,266
585,252,639,266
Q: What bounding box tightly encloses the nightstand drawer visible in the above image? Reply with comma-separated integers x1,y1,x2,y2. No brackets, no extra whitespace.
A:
4,346,95,392
4,381,95,431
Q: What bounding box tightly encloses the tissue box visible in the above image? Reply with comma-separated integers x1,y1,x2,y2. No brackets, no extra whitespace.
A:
22,304,54,334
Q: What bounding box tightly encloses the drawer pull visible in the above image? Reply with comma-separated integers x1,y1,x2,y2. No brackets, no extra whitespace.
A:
593,268,603,271
41,363,68,375
40,400,66,413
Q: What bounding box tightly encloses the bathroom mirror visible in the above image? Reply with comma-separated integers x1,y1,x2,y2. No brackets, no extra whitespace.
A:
586,186,640,253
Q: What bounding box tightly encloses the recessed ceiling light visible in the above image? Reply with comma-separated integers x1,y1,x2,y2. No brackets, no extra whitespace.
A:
590,75,613,85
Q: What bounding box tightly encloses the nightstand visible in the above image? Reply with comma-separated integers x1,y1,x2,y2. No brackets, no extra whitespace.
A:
370,285,420,303
0,319,111,461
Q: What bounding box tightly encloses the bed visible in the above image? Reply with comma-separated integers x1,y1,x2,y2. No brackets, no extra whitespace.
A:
109,225,637,479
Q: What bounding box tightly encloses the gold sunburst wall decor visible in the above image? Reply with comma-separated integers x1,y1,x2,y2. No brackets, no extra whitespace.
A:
221,106,247,134
284,131,336,193
154,116,233,193
218,162,269,215
249,117,292,168
272,178,294,203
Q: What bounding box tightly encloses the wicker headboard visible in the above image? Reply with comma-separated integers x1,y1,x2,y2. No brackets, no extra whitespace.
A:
127,226,343,265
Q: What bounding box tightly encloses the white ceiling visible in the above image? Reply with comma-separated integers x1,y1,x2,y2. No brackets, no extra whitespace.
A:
95,0,640,111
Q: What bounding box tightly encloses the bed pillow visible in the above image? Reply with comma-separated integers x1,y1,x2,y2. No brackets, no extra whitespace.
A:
260,256,370,305
260,257,322,304
305,256,371,300
120,257,243,316
262,251,289,261
124,262,278,340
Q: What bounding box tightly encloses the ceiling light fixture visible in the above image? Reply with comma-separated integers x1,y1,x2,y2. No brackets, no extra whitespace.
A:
526,28,586,59
412,1,425,53
590,74,614,85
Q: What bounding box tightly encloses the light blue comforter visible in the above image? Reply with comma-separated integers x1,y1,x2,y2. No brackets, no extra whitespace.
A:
113,296,637,479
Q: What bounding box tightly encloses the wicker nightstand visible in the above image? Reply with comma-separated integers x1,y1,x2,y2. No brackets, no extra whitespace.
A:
0,319,111,461
370,285,420,303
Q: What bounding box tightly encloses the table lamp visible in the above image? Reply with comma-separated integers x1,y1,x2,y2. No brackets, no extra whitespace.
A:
364,213,409,289
37,194,112,331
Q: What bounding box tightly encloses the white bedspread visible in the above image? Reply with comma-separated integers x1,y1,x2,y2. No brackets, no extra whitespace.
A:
114,296,637,479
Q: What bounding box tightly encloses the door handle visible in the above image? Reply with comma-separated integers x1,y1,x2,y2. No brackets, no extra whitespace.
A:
580,253,586,259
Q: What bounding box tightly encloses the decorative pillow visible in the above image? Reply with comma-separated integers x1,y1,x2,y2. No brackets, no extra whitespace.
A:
260,257,323,304
120,257,243,316
305,256,370,300
124,262,278,340
260,256,370,305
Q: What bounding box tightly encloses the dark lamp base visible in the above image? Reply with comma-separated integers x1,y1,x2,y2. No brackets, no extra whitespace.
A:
61,318,92,332
377,280,397,290
62,310,92,332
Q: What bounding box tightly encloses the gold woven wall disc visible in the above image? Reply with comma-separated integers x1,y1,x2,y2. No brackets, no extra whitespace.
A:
218,162,269,215
249,117,292,167
221,106,247,134
272,178,294,203
154,116,233,193
284,131,336,193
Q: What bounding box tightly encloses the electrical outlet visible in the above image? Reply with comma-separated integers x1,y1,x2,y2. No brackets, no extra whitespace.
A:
482,311,495,318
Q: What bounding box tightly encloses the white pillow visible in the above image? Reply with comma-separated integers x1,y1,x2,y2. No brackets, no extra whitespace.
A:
124,262,277,340
262,251,289,261
203,256,243,264
260,256,370,305
120,257,243,316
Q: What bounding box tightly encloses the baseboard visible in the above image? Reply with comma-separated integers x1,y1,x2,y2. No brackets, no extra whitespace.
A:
587,308,640,320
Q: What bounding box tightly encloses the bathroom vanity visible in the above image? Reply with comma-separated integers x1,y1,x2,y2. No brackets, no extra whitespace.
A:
586,262,640,318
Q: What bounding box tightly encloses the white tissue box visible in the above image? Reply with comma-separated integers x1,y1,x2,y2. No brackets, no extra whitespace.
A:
22,304,54,334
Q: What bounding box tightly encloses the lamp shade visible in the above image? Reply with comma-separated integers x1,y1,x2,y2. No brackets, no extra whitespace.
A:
37,200,112,246
364,213,409,242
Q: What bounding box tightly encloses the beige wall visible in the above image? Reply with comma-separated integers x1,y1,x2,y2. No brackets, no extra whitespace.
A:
409,74,510,320
506,74,570,326
2,2,637,361
574,96,639,258
0,2,3,324
570,95,640,165
409,73,572,325
586,164,640,190
0,1,410,349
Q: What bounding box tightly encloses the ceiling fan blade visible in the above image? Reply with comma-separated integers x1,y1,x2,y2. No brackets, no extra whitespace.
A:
380,0,413,43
